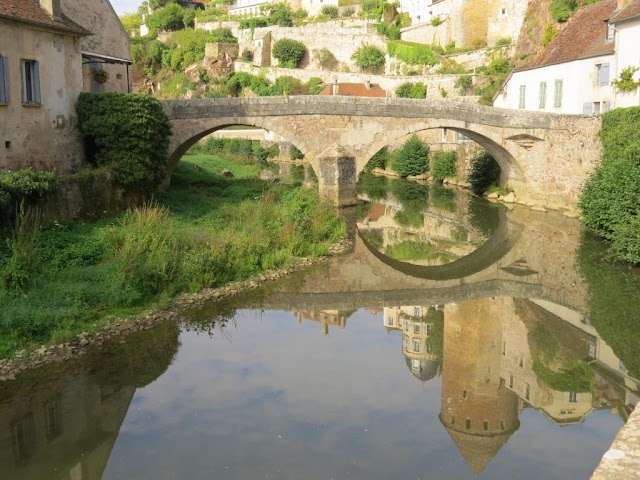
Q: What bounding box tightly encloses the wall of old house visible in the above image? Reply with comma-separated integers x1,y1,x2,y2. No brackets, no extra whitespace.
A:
0,19,84,173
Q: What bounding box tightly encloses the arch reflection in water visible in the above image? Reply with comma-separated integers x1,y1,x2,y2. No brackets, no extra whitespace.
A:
355,175,520,280
0,322,180,480
291,296,639,476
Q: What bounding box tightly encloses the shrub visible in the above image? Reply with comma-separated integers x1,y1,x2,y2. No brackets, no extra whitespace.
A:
454,75,473,94
275,75,305,94
395,82,426,98
321,5,339,18
146,3,188,33
496,37,511,46
375,22,401,40
393,135,429,177
289,144,304,160
550,0,578,22
612,66,640,92
468,151,500,194
542,22,558,48
365,147,389,170
352,45,386,73
239,17,269,29
431,151,457,181
76,93,172,190
273,38,306,68
265,2,294,26
0,169,57,212
579,107,640,264
307,77,324,95
387,40,438,66
314,48,338,70
163,28,237,72
241,49,254,62
430,16,443,26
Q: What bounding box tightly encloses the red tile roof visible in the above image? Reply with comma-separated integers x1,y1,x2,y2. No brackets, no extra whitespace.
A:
320,83,387,97
516,0,617,72
0,0,89,35
610,0,640,23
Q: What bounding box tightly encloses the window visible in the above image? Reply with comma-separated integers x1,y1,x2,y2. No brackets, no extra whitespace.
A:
483,421,489,431
457,132,470,142
597,63,610,86
607,23,615,42
554,80,563,108
518,85,526,109
594,101,601,114
583,102,593,115
0,56,9,103
441,128,447,142
539,81,547,109
413,339,420,352
20,59,41,104
414,324,420,335
463,390,467,399
465,418,471,430
569,392,578,403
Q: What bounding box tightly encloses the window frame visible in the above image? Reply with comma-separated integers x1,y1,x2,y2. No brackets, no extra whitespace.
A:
554,79,563,108
518,84,526,109
20,59,41,105
539,81,547,109
0,55,9,104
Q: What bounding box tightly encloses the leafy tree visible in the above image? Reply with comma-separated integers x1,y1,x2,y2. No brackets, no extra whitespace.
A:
273,38,306,68
431,151,457,180
392,135,429,177
468,151,500,194
146,3,186,32
120,13,142,35
314,48,338,70
550,0,578,22
364,147,389,170
352,45,385,73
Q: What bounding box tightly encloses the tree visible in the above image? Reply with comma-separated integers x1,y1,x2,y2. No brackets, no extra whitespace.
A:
392,135,429,177
120,13,142,35
352,45,385,73
146,3,186,32
273,38,306,68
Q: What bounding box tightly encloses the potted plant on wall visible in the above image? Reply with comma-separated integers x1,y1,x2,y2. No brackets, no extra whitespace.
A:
92,68,109,85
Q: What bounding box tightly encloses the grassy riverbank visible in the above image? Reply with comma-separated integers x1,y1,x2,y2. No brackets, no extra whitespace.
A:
0,154,346,358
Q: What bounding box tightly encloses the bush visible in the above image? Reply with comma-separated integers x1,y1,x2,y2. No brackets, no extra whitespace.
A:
163,28,237,72
146,3,189,33
289,144,304,160
365,147,389,170
496,37,512,46
454,75,473,94
468,151,500,194
321,5,339,18
0,169,57,211
395,82,426,98
274,75,305,94
431,151,457,181
387,40,438,66
393,135,429,177
314,48,338,70
307,77,324,95
273,38,306,68
76,93,172,190
430,16,443,26
550,0,578,22
579,107,640,264
352,45,386,73
542,22,558,48
376,22,401,40
241,49,254,62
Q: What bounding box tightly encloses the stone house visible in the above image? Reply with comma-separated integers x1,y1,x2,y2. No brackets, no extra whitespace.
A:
494,0,639,114
0,0,130,173
400,0,528,49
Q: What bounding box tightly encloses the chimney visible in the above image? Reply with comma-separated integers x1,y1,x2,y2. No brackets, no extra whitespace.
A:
365,80,371,90
617,0,632,10
40,0,62,19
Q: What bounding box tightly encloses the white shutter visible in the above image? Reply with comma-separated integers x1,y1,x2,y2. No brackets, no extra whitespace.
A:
583,102,593,115
599,63,610,86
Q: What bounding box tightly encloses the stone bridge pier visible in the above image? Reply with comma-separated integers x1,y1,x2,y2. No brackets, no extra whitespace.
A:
162,97,603,209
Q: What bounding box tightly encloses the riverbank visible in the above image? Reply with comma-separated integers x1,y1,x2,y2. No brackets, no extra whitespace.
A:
0,153,347,362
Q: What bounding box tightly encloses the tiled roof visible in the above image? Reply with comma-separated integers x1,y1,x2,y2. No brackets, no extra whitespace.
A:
0,0,89,35
516,0,617,72
320,83,387,97
610,0,640,23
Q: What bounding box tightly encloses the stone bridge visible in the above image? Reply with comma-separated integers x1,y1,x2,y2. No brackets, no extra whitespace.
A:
226,206,589,316
162,96,602,209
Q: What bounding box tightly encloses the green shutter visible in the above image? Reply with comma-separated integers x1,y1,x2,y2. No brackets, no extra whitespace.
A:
554,80,563,108
519,85,526,109
539,82,546,109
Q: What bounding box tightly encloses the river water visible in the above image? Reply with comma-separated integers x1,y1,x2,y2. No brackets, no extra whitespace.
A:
1,175,639,480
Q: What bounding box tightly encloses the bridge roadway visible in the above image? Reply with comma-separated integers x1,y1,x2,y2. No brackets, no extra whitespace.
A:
162,96,602,209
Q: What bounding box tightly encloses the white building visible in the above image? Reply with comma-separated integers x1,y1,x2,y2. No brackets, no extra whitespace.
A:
494,0,618,114
610,0,640,107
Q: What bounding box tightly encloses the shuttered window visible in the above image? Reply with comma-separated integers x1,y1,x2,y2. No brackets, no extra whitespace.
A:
598,63,610,86
583,102,593,115
539,81,547,109
0,56,9,103
519,85,526,109
554,80,563,108
20,59,41,104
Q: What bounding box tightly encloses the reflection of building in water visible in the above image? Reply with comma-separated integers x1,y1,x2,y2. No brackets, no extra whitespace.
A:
294,310,355,335
0,321,180,480
0,375,134,480
435,297,639,475
440,300,520,475
384,306,443,381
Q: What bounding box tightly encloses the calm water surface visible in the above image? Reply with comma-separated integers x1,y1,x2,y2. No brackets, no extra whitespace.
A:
1,178,639,480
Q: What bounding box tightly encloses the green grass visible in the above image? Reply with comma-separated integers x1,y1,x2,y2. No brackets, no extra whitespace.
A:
0,154,346,359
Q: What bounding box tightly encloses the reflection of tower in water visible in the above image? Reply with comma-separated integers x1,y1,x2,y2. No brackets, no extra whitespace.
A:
440,299,520,476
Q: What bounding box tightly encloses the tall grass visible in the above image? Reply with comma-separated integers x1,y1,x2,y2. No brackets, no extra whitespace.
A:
0,154,346,358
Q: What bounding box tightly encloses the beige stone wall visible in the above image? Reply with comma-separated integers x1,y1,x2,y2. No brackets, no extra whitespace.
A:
0,19,84,173
82,63,130,93
62,0,131,61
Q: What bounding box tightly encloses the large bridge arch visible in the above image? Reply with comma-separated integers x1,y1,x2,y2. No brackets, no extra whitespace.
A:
162,97,602,209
